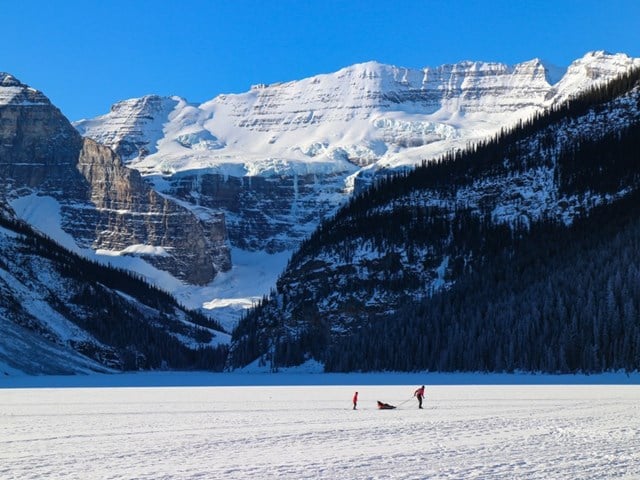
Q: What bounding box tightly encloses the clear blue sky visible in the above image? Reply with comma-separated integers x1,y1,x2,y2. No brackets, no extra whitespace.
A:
3,0,639,121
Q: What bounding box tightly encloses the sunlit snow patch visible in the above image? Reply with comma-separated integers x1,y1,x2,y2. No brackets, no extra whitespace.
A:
97,244,171,257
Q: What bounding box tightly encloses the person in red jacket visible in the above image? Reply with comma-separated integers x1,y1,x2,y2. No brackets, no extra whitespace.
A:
353,391,358,410
414,385,426,409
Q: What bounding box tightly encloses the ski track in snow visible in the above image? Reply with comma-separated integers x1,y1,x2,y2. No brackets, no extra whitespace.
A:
1,385,638,479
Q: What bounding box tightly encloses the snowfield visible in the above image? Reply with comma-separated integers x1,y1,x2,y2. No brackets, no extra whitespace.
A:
1,374,639,479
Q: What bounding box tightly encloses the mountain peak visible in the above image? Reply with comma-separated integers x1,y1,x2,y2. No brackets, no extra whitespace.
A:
0,72,22,87
553,51,640,97
584,49,615,59
75,95,185,161
0,73,50,106
571,50,637,69
110,94,183,110
342,60,395,72
331,60,416,81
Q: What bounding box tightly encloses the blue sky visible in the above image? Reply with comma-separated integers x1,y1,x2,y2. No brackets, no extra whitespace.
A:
3,0,639,121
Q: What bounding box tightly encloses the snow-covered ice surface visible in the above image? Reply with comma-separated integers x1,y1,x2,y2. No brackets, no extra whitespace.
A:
1,373,639,479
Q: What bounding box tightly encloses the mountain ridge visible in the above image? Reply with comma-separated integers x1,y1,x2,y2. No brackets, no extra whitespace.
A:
75,51,638,176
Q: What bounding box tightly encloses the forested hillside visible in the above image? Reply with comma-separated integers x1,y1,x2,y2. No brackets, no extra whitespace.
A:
228,67,640,373
0,208,228,374
327,192,640,372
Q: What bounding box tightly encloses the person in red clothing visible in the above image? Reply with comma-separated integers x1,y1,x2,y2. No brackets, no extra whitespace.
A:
352,391,358,410
414,385,426,409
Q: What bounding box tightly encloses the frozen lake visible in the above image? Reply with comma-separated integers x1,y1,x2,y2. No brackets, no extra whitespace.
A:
1,380,639,479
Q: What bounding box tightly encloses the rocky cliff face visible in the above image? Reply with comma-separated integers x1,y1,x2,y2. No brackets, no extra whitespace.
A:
166,170,347,252
0,73,230,285
0,73,84,193
212,58,555,129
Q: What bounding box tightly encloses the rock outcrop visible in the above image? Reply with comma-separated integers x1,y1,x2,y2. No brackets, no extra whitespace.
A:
166,170,347,252
0,73,230,285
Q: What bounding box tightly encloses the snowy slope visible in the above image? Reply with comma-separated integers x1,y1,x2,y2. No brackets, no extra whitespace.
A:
9,192,279,334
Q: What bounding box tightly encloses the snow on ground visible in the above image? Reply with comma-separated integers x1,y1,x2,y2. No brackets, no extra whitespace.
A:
1,375,638,479
176,248,292,333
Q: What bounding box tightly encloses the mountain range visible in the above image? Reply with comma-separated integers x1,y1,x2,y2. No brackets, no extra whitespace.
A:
72,51,640,319
1,51,639,374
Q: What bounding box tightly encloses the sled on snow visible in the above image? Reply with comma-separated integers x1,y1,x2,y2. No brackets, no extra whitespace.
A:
377,401,396,409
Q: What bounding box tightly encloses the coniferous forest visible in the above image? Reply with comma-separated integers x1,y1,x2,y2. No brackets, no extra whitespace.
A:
229,67,640,373
0,212,228,371
325,191,640,372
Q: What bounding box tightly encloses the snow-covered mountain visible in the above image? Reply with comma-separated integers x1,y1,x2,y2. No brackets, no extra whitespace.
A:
228,67,640,371
76,51,637,174
73,51,640,323
0,72,231,286
2,51,640,374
